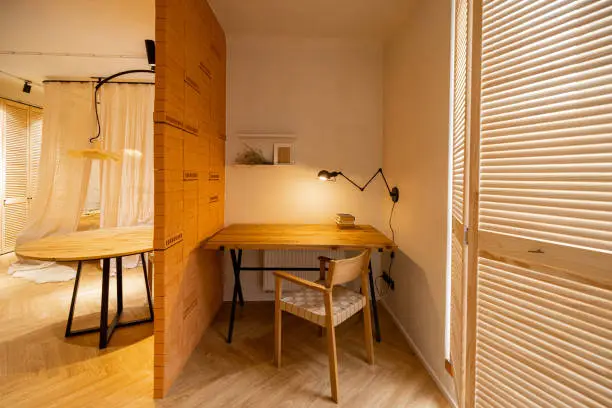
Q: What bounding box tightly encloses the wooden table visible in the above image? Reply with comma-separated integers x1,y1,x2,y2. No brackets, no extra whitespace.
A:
204,224,396,343
16,225,154,349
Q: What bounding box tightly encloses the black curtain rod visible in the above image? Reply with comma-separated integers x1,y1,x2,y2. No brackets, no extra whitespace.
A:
42,79,154,85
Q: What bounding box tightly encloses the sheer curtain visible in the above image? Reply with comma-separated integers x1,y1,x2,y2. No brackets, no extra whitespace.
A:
99,83,154,268
9,82,94,282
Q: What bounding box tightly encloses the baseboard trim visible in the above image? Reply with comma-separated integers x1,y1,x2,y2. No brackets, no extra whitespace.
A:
381,300,458,408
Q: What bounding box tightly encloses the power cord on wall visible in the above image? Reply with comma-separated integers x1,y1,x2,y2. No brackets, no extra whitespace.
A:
388,200,396,242
375,201,396,298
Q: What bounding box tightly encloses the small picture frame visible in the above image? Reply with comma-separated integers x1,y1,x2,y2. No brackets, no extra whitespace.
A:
273,143,294,165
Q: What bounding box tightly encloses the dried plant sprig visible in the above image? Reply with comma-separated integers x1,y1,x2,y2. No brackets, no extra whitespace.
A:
235,143,272,165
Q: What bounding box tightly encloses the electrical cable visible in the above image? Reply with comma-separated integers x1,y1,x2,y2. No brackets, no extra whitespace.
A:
388,200,396,279
375,200,397,298
92,85,102,144
375,275,389,299
88,41,156,144
89,68,154,144
388,201,396,243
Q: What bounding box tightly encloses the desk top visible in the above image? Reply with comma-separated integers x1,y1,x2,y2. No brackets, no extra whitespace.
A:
203,224,396,251
15,225,153,262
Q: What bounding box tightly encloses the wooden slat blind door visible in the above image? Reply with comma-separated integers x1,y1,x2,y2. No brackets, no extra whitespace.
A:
1,101,29,254
470,1,612,407
449,0,472,404
0,101,3,251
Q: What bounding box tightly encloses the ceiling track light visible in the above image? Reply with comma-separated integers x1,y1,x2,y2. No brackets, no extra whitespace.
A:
145,39,156,71
22,80,32,94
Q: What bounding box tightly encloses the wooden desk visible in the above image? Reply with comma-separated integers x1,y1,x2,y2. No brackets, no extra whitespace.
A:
16,226,154,349
204,224,396,343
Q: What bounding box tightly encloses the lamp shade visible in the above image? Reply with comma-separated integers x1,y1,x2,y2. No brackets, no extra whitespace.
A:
318,170,331,180
318,170,339,181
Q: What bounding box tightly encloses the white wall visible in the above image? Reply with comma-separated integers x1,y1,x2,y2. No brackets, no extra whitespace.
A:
0,0,154,83
223,36,386,301
382,0,455,403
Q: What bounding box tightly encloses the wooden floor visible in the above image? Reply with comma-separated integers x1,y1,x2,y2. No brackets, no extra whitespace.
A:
0,252,450,407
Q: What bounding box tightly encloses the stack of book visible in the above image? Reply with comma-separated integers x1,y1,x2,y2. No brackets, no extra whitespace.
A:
335,213,356,229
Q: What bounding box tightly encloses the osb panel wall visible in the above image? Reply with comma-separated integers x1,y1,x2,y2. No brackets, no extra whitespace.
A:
154,0,226,398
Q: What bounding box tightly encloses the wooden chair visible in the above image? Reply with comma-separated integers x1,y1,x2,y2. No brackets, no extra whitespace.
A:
273,249,375,403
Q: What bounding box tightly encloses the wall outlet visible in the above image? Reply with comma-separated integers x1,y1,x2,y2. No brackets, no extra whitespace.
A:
382,272,395,291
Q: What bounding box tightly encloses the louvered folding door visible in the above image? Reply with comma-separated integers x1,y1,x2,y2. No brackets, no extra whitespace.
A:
471,1,612,407
0,100,42,254
1,101,28,254
449,0,471,403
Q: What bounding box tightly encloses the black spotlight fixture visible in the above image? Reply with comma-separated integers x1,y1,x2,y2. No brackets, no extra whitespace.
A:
317,168,399,203
145,39,156,71
22,81,32,94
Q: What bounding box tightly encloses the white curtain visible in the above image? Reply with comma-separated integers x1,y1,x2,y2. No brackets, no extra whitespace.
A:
9,82,94,281
18,82,94,243
99,83,154,268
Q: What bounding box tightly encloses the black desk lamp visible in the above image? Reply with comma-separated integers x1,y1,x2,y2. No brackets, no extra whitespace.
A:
317,168,399,203
318,167,399,297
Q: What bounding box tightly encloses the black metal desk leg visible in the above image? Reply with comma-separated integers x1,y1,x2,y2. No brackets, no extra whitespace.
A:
99,258,111,349
116,257,124,314
141,253,154,319
368,260,381,342
227,249,244,343
65,261,83,337
233,250,244,306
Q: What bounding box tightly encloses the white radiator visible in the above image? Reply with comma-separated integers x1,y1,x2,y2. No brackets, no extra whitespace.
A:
262,249,344,292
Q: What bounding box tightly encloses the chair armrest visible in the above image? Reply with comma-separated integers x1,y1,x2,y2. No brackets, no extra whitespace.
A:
273,271,330,292
318,256,332,263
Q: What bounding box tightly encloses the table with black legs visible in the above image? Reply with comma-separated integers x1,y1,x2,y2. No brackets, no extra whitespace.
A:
15,225,154,349
203,224,397,344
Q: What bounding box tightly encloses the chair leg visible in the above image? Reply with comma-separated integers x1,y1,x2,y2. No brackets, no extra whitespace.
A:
324,292,339,403
362,304,374,365
274,276,282,368
361,267,375,364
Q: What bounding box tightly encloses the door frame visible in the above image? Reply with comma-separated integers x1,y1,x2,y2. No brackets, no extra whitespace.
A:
462,0,483,406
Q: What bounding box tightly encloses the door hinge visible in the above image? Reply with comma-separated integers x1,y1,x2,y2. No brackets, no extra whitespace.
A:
464,227,469,245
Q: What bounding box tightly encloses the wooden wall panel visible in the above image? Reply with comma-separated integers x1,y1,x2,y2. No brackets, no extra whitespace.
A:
210,17,226,136
154,0,226,398
198,135,212,241
154,123,184,250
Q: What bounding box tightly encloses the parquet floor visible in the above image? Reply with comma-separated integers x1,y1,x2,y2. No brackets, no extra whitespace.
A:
0,252,450,407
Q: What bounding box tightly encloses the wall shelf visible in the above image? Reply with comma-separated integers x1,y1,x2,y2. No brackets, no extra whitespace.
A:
237,133,296,140
231,163,293,167
232,133,296,166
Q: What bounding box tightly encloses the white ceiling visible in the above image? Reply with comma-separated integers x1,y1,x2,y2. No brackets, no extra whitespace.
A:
0,0,410,86
0,0,154,84
209,0,413,40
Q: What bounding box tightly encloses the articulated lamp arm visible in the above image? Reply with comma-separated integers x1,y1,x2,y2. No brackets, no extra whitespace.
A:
318,168,399,202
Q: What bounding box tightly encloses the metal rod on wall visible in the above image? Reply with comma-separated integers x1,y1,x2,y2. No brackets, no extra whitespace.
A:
42,79,154,85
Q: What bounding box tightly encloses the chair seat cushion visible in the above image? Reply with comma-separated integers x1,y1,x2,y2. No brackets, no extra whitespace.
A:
280,284,366,327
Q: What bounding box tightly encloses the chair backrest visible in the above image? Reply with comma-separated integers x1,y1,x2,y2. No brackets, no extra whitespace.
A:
326,249,372,287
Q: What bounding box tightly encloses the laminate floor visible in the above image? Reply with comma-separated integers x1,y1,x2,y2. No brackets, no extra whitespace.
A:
0,252,450,408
